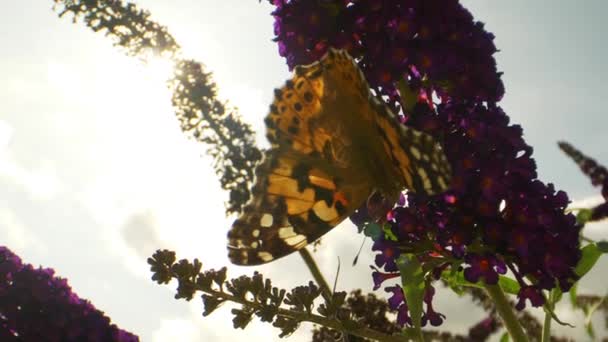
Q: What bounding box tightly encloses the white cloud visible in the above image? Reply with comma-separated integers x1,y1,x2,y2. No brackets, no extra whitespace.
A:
0,120,62,201
152,317,202,342
0,208,46,254
570,195,604,209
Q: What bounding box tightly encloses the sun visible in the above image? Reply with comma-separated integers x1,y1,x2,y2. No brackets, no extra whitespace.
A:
143,55,176,84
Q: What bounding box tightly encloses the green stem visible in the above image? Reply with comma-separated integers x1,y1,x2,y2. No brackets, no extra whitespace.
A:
484,284,529,342
396,78,417,112
299,248,333,303
414,326,425,342
541,308,552,342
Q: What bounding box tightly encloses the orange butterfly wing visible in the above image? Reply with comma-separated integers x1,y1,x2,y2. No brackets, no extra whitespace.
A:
227,49,451,265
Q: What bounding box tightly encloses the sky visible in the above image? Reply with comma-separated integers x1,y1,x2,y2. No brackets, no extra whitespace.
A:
0,1,607,341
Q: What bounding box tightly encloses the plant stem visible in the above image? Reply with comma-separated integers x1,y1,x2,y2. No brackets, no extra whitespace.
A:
195,280,405,342
299,248,333,303
484,284,529,342
541,308,552,342
414,327,425,342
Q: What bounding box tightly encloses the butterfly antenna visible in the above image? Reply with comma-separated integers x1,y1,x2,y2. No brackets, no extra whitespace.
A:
352,235,368,266
333,257,341,295
331,258,351,342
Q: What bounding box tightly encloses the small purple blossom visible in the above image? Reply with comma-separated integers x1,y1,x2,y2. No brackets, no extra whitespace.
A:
0,246,139,342
421,286,445,327
372,239,399,272
385,285,412,326
463,254,507,285
515,286,545,310
371,268,400,290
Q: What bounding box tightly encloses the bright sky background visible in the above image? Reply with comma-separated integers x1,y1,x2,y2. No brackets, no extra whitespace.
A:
1,1,607,341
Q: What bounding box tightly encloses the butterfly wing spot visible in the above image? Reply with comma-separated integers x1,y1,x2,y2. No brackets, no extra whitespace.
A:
437,176,448,189
278,226,308,247
417,167,432,191
333,191,348,207
252,229,261,238
308,174,337,190
312,200,340,222
260,214,273,227
257,252,274,262
410,146,422,160
267,174,315,202
278,226,296,238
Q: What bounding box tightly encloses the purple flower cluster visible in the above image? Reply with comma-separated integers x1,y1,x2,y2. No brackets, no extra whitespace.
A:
559,141,608,221
273,0,503,107
0,247,138,342
384,285,444,327
272,0,581,324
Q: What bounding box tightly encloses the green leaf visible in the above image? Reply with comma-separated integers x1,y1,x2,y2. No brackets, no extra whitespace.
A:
397,255,425,331
383,223,398,241
499,331,510,342
440,269,520,295
497,276,520,295
569,282,578,308
597,240,608,253
585,318,595,339
549,287,563,306
576,208,593,225
397,79,418,112
575,243,603,277
362,222,382,240
442,265,466,295
583,295,606,339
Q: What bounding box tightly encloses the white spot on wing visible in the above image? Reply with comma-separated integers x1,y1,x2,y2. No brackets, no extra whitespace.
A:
284,235,307,247
279,226,296,239
260,214,273,227
257,252,273,262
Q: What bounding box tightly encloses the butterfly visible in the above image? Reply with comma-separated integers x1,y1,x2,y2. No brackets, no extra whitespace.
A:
227,48,451,265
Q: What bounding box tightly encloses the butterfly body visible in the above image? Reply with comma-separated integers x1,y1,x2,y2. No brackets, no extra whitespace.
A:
228,49,451,265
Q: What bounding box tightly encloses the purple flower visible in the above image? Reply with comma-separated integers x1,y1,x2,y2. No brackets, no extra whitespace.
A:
372,239,399,272
272,0,581,324
385,285,404,310
371,268,400,290
421,286,445,327
463,254,507,285
349,205,371,226
0,246,139,341
468,316,499,341
591,202,608,221
385,285,412,326
515,286,545,310
559,141,608,187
